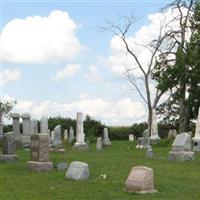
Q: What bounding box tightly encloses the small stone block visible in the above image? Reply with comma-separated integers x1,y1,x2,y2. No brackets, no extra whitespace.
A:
0,155,19,163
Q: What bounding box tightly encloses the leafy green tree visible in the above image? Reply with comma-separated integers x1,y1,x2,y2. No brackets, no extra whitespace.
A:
153,0,200,132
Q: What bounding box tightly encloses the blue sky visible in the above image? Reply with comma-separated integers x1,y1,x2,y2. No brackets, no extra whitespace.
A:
1,0,170,125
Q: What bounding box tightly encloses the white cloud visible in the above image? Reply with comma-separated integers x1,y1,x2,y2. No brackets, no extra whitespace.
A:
84,65,101,82
107,7,190,76
1,69,21,86
10,96,146,126
1,10,84,64
52,64,81,80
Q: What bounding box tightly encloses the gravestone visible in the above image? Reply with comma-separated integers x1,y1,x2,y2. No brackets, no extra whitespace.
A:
102,127,111,146
149,109,160,144
168,132,194,161
65,161,89,181
192,107,200,151
21,113,31,146
74,113,88,150
0,132,19,163
52,125,62,147
40,117,48,134
125,166,157,193
96,137,102,151
0,122,3,139
146,147,154,158
68,126,75,144
56,162,68,171
129,134,134,142
31,119,38,135
64,129,68,141
168,129,177,140
136,129,150,149
11,113,21,144
27,134,53,171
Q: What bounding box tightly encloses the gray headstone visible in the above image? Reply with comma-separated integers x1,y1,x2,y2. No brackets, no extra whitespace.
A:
40,117,48,134
172,132,192,151
31,119,38,135
52,125,62,146
56,162,68,171
64,129,68,140
11,113,21,135
21,113,31,135
2,132,16,155
65,161,89,180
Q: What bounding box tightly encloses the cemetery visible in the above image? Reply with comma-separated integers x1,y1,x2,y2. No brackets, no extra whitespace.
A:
1,0,200,199
0,111,200,199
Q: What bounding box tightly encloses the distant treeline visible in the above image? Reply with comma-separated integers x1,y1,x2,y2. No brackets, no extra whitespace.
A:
3,115,196,141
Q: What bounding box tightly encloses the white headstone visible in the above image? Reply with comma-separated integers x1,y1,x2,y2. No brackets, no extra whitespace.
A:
52,125,62,146
150,109,160,140
64,129,68,140
129,134,134,142
96,137,102,151
68,127,75,143
103,127,111,146
74,113,86,145
40,117,48,134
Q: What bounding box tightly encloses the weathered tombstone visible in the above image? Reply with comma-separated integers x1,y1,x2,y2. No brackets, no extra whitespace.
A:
64,129,68,141
0,132,19,163
31,119,38,135
56,162,68,171
168,129,177,140
192,107,200,151
102,127,111,146
150,109,160,144
40,117,48,133
27,134,53,171
129,134,134,142
65,161,89,181
74,113,88,150
96,137,102,151
21,113,31,146
125,166,157,193
136,129,150,149
0,122,3,138
52,125,62,147
11,113,21,144
168,132,194,161
68,126,75,144
146,146,154,158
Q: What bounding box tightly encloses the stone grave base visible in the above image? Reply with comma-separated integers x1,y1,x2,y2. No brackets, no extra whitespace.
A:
168,151,194,161
49,146,66,153
102,141,111,147
27,161,53,172
0,155,19,163
74,143,89,151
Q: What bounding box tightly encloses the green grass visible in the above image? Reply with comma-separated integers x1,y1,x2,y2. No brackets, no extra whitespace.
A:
0,141,200,200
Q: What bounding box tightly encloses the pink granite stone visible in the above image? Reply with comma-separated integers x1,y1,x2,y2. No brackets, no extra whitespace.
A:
125,166,156,193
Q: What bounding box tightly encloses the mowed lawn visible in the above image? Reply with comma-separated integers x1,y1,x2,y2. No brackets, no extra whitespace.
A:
0,141,200,200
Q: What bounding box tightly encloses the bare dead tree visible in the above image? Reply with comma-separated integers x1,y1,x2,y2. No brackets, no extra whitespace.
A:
102,0,195,135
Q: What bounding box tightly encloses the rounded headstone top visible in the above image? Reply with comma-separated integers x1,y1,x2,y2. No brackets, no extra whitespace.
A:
11,113,20,118
21,113,31,119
